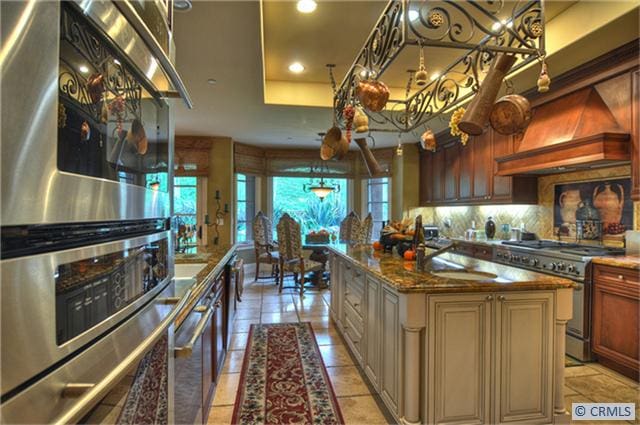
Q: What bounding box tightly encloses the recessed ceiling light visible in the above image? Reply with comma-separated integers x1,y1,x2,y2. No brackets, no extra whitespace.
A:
296,0,317,14
79,65,89,74
288,62,305,73
174,0,192,11
207,78,217,85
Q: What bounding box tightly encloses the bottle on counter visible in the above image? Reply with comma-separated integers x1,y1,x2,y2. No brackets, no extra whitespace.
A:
416,243,426,271
485,216,496,239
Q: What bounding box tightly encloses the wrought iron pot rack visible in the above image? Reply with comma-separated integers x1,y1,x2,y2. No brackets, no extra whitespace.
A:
332,0,546,134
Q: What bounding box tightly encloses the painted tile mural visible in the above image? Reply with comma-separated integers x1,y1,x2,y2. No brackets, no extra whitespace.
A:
406,166,638,244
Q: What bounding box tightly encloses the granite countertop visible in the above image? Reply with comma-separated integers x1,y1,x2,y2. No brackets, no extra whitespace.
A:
174,245,238,329
328,243,575,294
591,256,640,271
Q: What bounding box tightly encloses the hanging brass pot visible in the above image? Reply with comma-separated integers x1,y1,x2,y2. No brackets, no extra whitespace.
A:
353,107,369,133
320,126,348,160
420,129,436,151
458,53,517,135
356,79,390,112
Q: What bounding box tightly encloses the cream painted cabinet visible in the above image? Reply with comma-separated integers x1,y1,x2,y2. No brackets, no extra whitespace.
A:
427,293,493,425
329,253,340,320
364,275,381,390
495,292,554,424
380,286,401,415
426,291,554,425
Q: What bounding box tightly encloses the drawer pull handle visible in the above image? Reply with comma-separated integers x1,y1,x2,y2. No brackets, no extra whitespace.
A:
497,295,505,301
353,303,360,307
618,275,624,280
62,383,95,398
485,295,493,301
175,306,214,358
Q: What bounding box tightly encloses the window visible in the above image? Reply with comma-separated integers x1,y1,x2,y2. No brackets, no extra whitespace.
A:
366,177,390,237
236,174,256,243
174,176,198,248
272,176,348,240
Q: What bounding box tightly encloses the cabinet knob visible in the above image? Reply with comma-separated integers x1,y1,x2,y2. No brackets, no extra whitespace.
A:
497,295,506,301
618,275,624,280
486,295,493,301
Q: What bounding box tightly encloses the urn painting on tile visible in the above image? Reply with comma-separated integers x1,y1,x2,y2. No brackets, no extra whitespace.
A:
554,178,632,240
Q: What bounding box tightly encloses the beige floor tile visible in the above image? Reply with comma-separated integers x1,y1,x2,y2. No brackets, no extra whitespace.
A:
261,303,297,314
308,316,332,329
566,374,640,405
297,304,329,315
262,295,290,303
234,309,261,320
313,327,342,346
565,365,601,378
236,300,262,310
222,350,245,374
319,344,355,367
206,405,233,425
587,363,640,388
261,312,299,324
338,395,389,425
229,333,249,351
232,319,256,333
212,373,240,406
298,311,330,321
564,385,579,396
326,366,371,397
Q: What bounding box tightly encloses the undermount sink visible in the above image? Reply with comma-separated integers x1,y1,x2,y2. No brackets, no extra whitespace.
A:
432,270,497,281
175,263,208,279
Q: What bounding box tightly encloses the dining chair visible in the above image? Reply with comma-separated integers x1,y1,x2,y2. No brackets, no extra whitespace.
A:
276,213,323,295
339,211,361,243
252,211,279,283
357,212,374,245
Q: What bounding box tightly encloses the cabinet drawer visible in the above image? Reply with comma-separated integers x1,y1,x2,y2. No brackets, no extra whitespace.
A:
451,243,475,257
343,309,363,364
594,265,640,286
345,278,364,318
473,245,493,261
344,301,364,336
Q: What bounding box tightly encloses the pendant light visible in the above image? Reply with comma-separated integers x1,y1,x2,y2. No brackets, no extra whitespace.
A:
303,162,341,201
396,133,403,156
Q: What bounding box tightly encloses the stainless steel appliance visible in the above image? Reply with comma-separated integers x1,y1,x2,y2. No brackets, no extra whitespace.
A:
494,240,625,361
1,1,192,422
1,0,190,226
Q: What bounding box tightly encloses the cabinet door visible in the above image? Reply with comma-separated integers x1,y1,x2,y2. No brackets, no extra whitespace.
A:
444,144,460,201
492,132,513,199
202,304,215,420
432,149,445,202
212,295,226,381
427,293,492,425
495,292,553,424
329,254,340,319
380,287,401,415
459,143,474,200
632,70,640,201
364,275,381,390
473,132,492,200
592,269,640,376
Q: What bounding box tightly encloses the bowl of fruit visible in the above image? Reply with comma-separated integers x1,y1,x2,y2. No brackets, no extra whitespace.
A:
306,229,330,244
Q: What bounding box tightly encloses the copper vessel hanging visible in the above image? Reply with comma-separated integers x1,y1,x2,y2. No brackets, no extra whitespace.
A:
490,94,531,135
356,79,390,112
458,53,517,135
320,125,348,161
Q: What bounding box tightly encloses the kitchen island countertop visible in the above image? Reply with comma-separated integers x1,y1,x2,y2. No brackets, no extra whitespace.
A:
591,255,640,271
328,243,575,293
174,245,238,328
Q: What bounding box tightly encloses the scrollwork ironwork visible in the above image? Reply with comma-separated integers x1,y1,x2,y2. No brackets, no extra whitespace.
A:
333,0,545,133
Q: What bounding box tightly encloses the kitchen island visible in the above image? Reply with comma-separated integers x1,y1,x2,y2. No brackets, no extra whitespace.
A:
328,244,575,425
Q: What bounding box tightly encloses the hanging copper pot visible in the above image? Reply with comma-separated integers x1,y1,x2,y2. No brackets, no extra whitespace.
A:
356,79,390,112
458,54,517,135
354,137,383,176
489,94,531,135
126,119,148,155
87,73,105,104
420,129,436,151
320,126,348,160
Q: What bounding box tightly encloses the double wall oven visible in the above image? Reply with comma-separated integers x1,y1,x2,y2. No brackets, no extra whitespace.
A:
1,1,191,423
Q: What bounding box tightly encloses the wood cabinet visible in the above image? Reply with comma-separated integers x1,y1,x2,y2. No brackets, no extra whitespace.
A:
427,291,554,424
419,129,537,206
592,264,640,379
632,71,640,201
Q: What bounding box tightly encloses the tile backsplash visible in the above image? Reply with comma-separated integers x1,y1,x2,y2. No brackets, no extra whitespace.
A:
407,165,639,243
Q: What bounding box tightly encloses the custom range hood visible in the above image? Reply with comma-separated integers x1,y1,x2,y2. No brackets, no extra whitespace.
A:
496,87,630,175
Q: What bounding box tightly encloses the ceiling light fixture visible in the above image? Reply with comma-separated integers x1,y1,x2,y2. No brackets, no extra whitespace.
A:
79,65,89,74
288,62,305,73
492,19,513,31
174,0,192,12
296,0,317,14
207,78,217,85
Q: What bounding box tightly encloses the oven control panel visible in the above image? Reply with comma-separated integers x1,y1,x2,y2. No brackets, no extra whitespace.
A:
494,247,586,281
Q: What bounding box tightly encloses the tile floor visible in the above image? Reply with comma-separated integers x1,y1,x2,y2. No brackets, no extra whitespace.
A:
207,272,392,425
207,271,640,425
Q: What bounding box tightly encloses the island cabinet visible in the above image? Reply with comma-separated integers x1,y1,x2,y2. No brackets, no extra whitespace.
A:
591,263,640,379
419,130,537,206
329,251,573,425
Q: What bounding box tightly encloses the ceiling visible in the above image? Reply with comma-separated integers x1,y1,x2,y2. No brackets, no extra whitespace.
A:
173,1,639,149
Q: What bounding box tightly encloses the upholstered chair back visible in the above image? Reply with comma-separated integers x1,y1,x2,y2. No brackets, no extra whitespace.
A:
252,211,274,247
276,213,303,261
339,211,361,243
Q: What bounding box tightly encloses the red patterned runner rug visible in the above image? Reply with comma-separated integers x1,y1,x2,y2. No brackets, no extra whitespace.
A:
231,323,344,424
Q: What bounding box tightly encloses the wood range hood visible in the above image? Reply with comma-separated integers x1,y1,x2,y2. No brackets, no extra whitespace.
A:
495,87,631,176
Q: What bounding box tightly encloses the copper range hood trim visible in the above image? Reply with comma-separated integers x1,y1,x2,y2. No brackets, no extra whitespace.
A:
495,87,631,175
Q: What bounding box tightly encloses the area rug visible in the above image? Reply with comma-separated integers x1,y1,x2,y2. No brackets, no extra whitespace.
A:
231,323,344,425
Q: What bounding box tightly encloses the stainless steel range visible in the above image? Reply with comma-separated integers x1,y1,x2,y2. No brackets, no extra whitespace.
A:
494,240,625,361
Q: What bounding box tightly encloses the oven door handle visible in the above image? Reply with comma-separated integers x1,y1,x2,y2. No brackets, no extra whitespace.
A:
174,304,214,359
52,288,192,425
